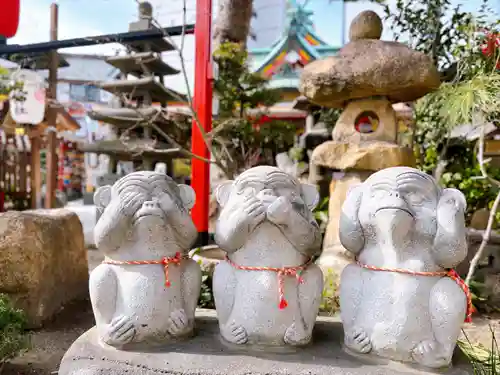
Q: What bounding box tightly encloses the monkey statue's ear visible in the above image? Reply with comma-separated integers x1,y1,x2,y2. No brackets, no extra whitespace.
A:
346,183,363,197
433,187,468,269
94,185,112,211
300,183,320,211
215,180,234,208
178,184,196,210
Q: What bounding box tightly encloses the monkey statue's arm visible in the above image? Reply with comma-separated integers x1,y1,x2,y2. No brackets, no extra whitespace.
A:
160,196,199,250
94,191,143,252
90,264,137,346
338,185,365,255
89,264,118,333
432,188,468,269
215,195,266,252
267,196,321,255
171,209,199,250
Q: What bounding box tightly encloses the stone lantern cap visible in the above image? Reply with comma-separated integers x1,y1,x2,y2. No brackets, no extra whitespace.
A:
299,11,441,109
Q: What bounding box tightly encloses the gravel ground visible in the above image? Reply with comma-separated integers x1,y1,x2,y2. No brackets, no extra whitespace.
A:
0,248,103,375
2,298,95,375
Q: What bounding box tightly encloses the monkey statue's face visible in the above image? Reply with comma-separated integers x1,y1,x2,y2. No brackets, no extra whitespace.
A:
118,179,179,229
219,166,317,222
94,171,195,246
356,167,442,240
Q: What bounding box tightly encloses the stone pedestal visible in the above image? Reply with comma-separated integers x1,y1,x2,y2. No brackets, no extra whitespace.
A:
58,310,471,375
318,171,371,273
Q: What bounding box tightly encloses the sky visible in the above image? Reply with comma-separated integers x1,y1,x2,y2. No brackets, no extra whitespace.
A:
7,0,500,94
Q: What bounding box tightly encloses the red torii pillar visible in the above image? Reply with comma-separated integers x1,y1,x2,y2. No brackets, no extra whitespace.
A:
190,0,213,245
0,0,20,212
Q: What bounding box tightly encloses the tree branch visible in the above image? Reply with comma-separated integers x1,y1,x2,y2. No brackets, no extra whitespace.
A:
465,112,500,285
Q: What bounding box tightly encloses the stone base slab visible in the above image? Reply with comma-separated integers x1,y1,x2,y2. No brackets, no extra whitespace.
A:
59,310,473,375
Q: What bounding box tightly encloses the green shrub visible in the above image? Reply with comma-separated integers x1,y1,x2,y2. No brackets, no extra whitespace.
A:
319,268,340,316
198,271,215,309
459,325,499,374
313,197,329,235
0,294,29,362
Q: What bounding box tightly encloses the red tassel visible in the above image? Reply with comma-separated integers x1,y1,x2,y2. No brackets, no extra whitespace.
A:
279,298,288,310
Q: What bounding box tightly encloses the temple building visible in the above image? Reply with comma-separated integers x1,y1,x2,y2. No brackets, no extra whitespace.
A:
248,0,340,125
246,0,415,138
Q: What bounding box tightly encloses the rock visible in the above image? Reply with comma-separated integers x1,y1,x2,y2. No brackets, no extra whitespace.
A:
0,209,88,328
349,10,383,41
311,141,416,171
58,310,472,375
91,171,201,349
64,202,98,248
339,167,469,369
470,208,492,230
299,39,441,108
213,166,323,349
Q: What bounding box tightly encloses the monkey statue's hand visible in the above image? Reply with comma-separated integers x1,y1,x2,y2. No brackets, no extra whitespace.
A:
117,192,145,218
436,188,466,235
437,193,465,221
240,196,266,229
159,193,178,215
267,196,293,225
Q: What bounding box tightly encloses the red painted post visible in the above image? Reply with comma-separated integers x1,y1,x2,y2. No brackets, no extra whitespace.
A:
0,0,20,39
190,0,213,245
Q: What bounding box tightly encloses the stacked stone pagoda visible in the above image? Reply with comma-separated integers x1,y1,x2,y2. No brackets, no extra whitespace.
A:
82,1,186,175
299,11,441,274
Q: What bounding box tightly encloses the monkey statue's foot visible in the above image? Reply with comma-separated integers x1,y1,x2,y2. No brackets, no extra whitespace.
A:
284,321,311,346
102,315,136,347
412,340,448,368
345,328,372,354
166,309,192,337
220,321,248,345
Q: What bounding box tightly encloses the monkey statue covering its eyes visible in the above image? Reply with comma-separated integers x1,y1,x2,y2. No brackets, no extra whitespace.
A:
90,171,201,349
213,166,323,349
339,166,469,369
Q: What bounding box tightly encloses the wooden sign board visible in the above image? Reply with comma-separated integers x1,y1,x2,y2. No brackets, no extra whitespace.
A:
9,69,46,125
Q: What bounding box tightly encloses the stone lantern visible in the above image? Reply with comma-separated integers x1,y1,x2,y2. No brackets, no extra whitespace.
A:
299,11,441,275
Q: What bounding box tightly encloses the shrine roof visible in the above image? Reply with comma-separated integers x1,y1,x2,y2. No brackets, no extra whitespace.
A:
249,0,339,85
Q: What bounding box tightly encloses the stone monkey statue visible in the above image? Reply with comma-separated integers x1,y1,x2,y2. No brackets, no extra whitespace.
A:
90,171,201,348
213,166,323,349
339,166,469,368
